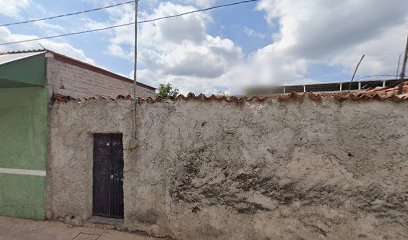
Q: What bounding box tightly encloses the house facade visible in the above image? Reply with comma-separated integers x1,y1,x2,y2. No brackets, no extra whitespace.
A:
0,50,155,219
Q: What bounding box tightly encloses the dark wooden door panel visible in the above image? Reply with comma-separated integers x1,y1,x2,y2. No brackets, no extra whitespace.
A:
94,134,112,155
111,134,123,155
93,154,111,218
110,135,124,219
93,133,124,219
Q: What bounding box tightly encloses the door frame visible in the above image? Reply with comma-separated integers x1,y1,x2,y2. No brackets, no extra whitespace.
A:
92,133,124,219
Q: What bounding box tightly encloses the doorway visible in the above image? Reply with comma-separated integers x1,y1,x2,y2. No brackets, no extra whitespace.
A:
92,133,124,219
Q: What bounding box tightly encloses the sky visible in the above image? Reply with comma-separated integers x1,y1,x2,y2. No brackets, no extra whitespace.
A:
0,0,407,94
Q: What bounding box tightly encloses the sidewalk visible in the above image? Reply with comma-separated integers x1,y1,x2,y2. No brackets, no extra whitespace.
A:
0,216,160,240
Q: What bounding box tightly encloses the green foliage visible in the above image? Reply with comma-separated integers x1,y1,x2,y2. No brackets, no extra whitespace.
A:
216,91,229,97
156,83,179,98
245,89,254,97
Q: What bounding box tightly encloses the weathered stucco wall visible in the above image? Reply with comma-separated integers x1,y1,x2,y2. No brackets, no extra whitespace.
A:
46,56,155,99
47,100,133,222
49,98,408,240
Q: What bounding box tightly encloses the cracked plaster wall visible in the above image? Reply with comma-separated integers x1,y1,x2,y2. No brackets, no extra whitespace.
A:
49,98,408,240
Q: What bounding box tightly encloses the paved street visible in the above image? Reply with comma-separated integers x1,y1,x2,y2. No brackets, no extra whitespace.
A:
0,216,160,240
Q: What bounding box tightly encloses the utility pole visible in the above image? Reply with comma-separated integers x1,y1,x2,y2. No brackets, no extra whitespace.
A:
395,54,401,80
398,33,408,94
132,0,139,141
348,54,365,91
133,0,138,99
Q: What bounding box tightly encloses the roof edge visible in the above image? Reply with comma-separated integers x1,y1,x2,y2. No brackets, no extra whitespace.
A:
0,49,156,91
47,50,156,91
52,81,408,104
0,49,45,56
0,51,45,66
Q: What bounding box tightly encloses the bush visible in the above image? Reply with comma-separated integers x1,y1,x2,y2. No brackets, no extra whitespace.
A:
156,83,179,98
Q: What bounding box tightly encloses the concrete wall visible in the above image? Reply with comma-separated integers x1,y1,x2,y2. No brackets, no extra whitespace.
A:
46,56,155,99
49,98,408,239
0,88,48,219
47,100,133,222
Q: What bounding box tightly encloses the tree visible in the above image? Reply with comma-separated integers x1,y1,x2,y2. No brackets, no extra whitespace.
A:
156,83,179,98
216,91,229,97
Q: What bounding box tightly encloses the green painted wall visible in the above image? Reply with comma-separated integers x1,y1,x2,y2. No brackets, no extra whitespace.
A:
0,54,46,87
0,87,48,219
0,175,45,219
0,88,48,169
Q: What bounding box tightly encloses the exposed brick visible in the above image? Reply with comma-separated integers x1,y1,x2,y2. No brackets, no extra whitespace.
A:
47,57,155,99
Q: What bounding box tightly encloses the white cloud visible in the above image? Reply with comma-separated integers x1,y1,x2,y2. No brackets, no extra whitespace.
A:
252,0,408,85
138,2,242,88
32,21,65,35
329,19,407,77
257,0,407,59
0,27,95,65
184,0,216,8
0,0,30,18
100,1,243,93
132,0,217,9
83,0,408,94
243,27,266,39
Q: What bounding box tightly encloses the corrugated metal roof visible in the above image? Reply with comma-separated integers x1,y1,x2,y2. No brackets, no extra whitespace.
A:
53,81,408,104
0,51,45,66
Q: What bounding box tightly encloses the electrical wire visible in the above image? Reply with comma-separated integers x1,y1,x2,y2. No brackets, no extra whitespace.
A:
0,22,134,46
138,0,258,24
355,74,397,81
0,0,259,46
0,1,134,27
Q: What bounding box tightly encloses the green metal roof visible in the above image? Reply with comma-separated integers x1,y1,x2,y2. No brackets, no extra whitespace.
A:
0,51,46,88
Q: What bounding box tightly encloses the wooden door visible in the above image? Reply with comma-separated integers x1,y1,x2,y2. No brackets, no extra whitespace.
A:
93,133,124,219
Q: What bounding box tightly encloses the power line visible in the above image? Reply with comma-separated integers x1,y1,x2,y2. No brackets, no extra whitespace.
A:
0,1,134,27
0,22,134,46
365,51,402,57
138,0,258,24
0,0,258,46
354,74,397,81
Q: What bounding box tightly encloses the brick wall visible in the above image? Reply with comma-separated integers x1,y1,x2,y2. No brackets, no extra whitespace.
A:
46,55,155,99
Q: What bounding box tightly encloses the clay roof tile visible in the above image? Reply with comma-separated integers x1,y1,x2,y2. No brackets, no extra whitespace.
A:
53,81,408,104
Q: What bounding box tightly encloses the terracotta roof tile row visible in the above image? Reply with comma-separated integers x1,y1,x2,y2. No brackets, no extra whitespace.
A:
53,81,408,104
